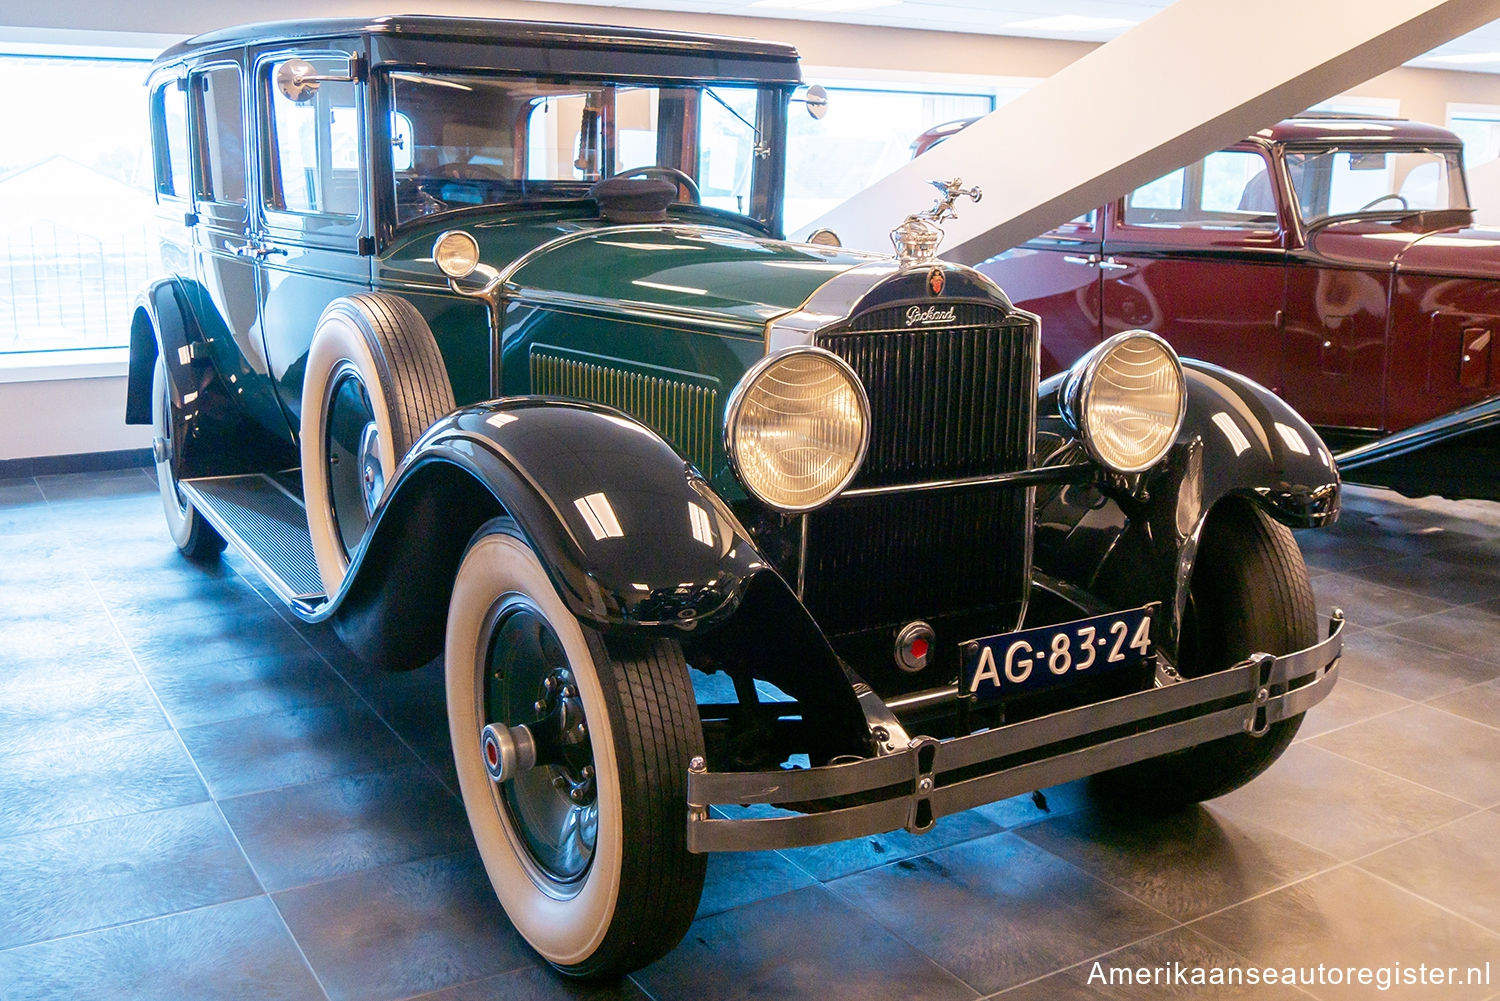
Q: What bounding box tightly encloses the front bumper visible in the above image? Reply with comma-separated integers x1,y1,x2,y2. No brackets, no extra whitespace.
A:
685,611,1344,852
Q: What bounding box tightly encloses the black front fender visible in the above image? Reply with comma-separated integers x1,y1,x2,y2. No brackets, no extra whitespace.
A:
328,398,772,662
1032,359,1340,658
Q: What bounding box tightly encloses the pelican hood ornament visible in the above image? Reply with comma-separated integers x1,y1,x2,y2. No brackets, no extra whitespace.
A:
890,178,983,265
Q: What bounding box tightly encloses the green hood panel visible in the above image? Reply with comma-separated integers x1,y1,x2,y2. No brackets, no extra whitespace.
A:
506,226,881,329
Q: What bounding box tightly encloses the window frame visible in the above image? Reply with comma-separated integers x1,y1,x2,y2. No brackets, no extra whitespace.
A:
253,44,368,249
188,59,250,227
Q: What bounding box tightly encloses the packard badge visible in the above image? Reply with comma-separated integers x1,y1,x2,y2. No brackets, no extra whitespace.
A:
928,268,945,297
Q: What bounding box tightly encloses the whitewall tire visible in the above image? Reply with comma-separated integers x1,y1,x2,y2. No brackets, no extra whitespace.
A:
300,293,453,595
445,522,705,977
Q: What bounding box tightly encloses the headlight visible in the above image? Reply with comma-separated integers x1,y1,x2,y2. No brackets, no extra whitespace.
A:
725,347,869,513
432,230,480,279
1063,330,1186,474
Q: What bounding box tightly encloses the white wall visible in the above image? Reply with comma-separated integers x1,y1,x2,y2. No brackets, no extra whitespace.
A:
0,372,150,461
2,1,1499,461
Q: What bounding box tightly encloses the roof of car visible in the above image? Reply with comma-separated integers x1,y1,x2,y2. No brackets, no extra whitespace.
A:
1249,115,1463,147
154,14,801,76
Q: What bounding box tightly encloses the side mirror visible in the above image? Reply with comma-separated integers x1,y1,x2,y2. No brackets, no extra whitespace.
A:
275,57,356,104
803,84,829,120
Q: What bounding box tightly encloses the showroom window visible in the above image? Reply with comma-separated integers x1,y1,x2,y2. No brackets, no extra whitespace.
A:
783,82,1007,233
1448,105,1500,168
0,52,155,355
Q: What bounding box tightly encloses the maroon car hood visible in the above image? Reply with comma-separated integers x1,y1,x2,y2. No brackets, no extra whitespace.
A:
1396,225,1500,279
1306,216,1500,278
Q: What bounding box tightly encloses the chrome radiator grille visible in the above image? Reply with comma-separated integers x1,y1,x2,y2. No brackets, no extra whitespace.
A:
803,302,1036,636
817,302,1034,487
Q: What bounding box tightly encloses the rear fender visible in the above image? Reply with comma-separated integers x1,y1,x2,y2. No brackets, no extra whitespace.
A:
128,278,293,477
1033,359,1340,657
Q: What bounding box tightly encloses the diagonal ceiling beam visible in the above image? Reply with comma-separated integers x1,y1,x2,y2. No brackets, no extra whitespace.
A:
794,0,1500,264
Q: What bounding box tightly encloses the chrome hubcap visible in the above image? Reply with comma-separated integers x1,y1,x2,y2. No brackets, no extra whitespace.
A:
357,421,385,516
484,600,599,885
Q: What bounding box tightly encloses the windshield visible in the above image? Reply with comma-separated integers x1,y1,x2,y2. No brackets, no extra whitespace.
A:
1287,147,1469,224
385,71,775,227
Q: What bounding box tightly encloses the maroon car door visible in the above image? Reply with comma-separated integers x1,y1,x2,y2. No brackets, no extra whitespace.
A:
975,212,1102,377
1101,148,1288,394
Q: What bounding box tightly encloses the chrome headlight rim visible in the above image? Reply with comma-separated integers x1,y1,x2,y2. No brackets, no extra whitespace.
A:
724,345,872,514
1064,329,1187,475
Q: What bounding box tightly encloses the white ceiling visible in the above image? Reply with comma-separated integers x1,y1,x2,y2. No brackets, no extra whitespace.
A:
529,0,1500,72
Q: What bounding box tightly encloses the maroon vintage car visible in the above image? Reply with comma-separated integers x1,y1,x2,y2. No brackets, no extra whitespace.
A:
932,115,1500,500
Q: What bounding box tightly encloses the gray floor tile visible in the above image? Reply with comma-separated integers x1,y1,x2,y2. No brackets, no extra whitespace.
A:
827,832,1174,994
0,896,324,1001
273,852,531,1001
219,763,473,892
178,701,414,799
35,468,154,503
778,805,1001,881
1384,600,1500,665
411,964,649,1000
1359,811,1500,935
0,801,260,949
0,672,170,756
634,883,978,1001
146,651,353,729
1309,572,1452,629
1312,704,1500,806
1339,630,1500,701
1190,866,1500,1001
1353,555,1500,607
1429,679,1500,728
1012,805,1337,921
1292,677,1410,741
973,779,1095,830
0,730,207,839
121,607,309,671
1207,742,1473,860
696,847,817,918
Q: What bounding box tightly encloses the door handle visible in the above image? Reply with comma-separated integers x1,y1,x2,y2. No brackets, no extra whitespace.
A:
229,240,287,260
1063,254,1129,272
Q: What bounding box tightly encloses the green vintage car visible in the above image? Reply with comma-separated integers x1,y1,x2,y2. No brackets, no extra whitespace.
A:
127,15,1344,977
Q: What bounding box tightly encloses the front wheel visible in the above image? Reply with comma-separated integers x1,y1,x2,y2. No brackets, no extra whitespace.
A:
445,521,705,977
1092,499,1316,809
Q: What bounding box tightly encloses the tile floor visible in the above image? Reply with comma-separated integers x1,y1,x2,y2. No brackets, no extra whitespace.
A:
0,468,1498,1000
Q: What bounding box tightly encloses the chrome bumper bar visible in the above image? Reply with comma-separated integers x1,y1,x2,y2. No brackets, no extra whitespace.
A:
685,610,1344,853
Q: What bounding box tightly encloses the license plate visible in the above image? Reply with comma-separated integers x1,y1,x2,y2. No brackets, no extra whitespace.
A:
960,604,1158,703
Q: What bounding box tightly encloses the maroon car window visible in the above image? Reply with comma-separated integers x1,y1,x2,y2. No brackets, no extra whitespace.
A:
1123,151,1276,230
1286,148,1469,222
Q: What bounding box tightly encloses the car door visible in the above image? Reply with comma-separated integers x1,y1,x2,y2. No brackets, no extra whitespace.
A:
251,44,373,435
1102,148,1288,395
186,56,292,445
975,212,1103,376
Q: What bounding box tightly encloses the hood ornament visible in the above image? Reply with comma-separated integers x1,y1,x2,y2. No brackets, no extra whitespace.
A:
890,178,983,265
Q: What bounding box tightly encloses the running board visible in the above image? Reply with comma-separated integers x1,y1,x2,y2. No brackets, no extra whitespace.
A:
180,473,326,611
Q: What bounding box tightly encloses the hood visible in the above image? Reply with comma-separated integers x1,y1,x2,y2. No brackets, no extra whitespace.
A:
503,224,882,331
1394,225,1500,279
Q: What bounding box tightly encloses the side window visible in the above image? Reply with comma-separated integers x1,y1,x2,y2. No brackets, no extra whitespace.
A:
1123,152,1275,229
153,79,191,199
1127,168,1185,213
195,66,246,205
264,56,361,218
